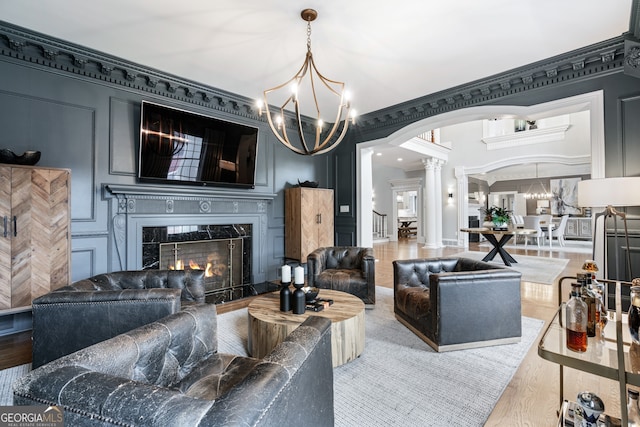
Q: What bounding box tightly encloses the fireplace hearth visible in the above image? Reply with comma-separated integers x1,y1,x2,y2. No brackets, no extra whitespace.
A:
143,224,252,303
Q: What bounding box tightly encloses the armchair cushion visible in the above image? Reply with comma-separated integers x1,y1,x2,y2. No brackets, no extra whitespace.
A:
393,257,522,351
307,246,375,304
15,304,335,427
31,269,206,368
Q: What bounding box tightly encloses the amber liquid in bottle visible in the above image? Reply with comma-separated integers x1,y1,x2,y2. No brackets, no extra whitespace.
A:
566,327,588,352
566,282,588,353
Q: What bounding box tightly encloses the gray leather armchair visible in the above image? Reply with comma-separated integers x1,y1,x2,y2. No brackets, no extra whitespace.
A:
393,257,522,352
307,246,375,304
31,269,206,368
15,304,334,427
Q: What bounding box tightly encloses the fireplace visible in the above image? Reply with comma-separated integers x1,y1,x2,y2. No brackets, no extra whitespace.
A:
105,184,277,301
142,224,252,303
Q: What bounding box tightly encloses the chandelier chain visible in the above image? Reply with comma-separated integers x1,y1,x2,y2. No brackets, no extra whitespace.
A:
307,20,312,52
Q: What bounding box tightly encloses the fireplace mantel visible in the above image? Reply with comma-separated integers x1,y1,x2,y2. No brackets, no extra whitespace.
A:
105,184,276,212
103,184,276,284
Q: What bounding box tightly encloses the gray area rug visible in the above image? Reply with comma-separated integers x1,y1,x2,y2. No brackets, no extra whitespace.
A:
0,287,543,426
0,363,30,406
218,286,543,427
452,250,569,285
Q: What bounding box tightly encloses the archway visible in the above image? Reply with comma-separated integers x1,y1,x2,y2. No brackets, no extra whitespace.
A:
357,90,605,248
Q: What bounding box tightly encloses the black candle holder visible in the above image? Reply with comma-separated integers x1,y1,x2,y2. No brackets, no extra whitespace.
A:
292,281,305,314
279,281,291,312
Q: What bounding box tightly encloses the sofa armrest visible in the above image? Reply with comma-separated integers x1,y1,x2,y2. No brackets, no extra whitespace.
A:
31,288,182,368
307,248,328,285
430,269,522,345
203,316,334,426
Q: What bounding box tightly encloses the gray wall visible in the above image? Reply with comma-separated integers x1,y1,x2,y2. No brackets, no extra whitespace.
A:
0,26,330,288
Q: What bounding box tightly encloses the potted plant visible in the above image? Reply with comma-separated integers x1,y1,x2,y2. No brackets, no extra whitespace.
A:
479,206,496,228
491,206,511,229
479,205,511,229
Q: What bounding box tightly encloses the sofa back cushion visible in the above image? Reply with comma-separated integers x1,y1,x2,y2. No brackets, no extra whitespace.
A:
393,257,505,288
62,269,206,303
322,247,365,269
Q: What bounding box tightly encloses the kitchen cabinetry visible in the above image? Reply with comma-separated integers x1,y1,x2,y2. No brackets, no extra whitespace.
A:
284,187,334,263
0,165,71,311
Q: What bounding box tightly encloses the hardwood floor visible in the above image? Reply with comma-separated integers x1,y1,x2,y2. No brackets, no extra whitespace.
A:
0,238,622,425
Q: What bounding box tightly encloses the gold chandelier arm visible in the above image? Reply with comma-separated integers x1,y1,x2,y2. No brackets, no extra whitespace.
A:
308,54,346,98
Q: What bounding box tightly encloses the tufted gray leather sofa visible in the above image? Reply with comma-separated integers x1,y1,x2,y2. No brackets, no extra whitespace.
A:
31,269,206,368
307,246,375,304
15,303,334,426
393,257,522,352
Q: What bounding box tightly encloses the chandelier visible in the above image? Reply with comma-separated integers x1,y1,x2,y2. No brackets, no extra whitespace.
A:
523,164,552,199
256,9,356,156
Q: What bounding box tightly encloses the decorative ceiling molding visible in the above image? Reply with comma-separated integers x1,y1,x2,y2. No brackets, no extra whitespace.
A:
353,36,628,142
0,20,315,134
481,124,571,150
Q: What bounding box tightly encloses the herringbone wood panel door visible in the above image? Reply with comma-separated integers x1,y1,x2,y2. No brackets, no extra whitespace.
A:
1,166,70,310
0,167,11,309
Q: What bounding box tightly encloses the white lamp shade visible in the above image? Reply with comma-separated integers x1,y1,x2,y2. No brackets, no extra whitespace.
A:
578,177,640,207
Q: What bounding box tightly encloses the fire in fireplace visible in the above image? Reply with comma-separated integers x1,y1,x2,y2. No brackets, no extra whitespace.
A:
142,224,252,303
159,238,243,300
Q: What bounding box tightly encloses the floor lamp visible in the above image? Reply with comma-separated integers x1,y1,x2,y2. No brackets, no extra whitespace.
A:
577,177,640,281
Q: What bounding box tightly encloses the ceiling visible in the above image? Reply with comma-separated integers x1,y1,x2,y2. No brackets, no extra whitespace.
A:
0,0,633,173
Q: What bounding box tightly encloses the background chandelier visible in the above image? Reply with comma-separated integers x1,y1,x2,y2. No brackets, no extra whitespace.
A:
257,9,355,156
523,164,552,199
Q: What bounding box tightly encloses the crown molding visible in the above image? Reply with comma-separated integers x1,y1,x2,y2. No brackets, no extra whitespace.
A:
0,20,317,134
354,35,629,141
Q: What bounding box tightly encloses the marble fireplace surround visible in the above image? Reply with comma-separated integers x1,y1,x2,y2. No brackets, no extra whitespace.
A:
105,184,277,285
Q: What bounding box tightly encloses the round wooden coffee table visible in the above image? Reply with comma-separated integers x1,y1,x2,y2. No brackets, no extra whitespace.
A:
247,289,365,367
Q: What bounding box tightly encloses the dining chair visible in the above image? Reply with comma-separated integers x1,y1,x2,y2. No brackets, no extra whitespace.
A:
522,215,545,247
510,214,525,244
550,214,569,247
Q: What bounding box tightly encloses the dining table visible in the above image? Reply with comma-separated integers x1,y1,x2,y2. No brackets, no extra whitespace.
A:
459,227,537,266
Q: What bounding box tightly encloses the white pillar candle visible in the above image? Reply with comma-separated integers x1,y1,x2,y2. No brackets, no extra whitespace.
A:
294,266,305,285
281,265,291,283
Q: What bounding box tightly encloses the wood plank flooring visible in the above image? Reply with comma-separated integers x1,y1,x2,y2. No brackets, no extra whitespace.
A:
0,239,623,425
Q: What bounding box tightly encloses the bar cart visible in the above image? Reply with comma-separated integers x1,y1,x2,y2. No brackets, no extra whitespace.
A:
538,277,636,426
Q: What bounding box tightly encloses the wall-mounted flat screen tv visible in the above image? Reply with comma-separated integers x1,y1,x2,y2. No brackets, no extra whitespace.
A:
138,101,259,188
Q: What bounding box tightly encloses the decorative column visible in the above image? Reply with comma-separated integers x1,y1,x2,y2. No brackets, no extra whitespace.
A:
434,159,445,248
359,147,374,248
422,158,438,249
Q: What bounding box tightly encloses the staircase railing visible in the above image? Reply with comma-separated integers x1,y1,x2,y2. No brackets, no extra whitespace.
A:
372,210,388,239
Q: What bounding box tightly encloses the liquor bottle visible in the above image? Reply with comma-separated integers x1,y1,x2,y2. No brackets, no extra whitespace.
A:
580,274,597,338
628,388,640,427
629,286,640,345
566,282,588,352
